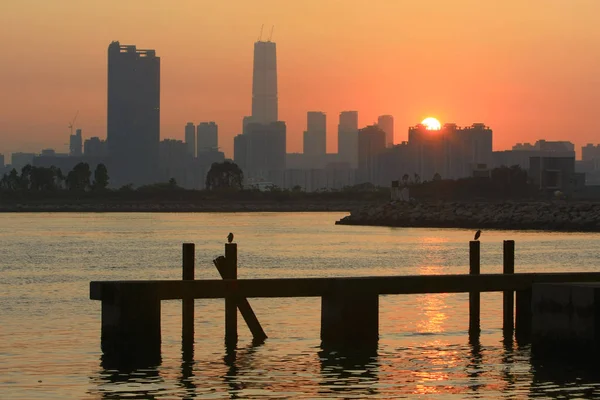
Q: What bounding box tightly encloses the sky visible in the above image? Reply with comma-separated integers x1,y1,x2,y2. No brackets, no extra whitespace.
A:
1,0,600,160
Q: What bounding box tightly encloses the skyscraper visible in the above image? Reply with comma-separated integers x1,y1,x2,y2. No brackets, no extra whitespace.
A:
239,38,285,186
377,115,394,147
408,122,493,180
196,122,218,154
303,111,326,156
357,125,387,184
84,137,108,158
338,111,359,168
234,134,248,171
107,41,160,186
245,121,286,180
184,122,195,157
242,116,254,134
251,41,278,124
69,129,83,156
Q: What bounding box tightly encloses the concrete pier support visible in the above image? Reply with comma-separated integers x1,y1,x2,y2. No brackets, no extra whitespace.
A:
320,292,379,346
101,284,161,367
532,283,600,356
515,288,532,343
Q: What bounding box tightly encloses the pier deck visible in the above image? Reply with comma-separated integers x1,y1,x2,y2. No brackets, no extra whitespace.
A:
89,240,600,368
91,272,600,300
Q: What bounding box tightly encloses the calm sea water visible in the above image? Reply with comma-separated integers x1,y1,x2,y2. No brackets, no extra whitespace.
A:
2,212,600,399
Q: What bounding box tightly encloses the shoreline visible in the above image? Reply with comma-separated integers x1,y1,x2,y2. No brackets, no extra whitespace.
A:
0,201,369,213
335,201,600,232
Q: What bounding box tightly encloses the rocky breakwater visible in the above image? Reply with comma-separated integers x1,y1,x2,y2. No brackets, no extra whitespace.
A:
335,201,600,231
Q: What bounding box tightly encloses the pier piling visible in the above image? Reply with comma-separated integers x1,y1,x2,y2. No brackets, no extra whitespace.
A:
182,243,195,359
469,241,481,336
321,285,379,347
100,283,161,367
516,288,533,343
224,243,238,347
503,240,515,337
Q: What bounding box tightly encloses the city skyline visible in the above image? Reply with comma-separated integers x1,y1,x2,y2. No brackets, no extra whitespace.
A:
2,1,600,159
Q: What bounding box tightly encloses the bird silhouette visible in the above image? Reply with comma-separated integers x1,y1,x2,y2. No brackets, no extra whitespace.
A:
474,229,481,241
227,232,234,243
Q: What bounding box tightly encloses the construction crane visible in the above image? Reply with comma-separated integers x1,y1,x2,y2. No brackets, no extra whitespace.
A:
68,111,79,136
258,24,264,41
268,25,274,42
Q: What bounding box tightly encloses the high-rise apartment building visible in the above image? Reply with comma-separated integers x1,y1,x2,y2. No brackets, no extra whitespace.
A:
197,122,218,154
184,122,195,157
338,111,359,168
11,152,36,171
107,41,160,186
84,137,108,158
583,144,600,162
495,139,574,170
408,122,493,180
244,121,286,178
377,115,394,147
234,134,248,171
513,140,574,152
357,125,387,184
0,153,4,167
251,41,278,124
303,111,326,156
69,129,83,157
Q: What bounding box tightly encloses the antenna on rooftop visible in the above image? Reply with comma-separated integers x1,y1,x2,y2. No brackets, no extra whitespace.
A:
258,24,264,41
268,25,274,41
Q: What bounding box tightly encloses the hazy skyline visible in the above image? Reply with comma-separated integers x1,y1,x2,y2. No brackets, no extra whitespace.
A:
2,0,600,159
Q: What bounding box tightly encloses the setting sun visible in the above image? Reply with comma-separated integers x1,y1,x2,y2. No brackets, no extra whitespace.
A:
422,117,441,130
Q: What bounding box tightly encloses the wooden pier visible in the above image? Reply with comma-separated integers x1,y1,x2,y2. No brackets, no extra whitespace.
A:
90,240,600,367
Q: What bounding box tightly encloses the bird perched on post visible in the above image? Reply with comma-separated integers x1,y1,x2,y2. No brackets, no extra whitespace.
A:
227,232,234,243
474,230,481,241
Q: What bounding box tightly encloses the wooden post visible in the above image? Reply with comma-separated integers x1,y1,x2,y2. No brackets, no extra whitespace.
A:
469,241,481,336
213,256,267,342
503,240,515,337
182,243,195,360
224,243,238,347
515,288,532,343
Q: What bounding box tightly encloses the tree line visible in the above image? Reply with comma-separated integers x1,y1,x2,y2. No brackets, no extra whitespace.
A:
0,163,109,192
0,160,537,202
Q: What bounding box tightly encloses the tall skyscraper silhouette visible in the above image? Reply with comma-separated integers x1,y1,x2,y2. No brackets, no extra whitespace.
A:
303,111,326,156
107,41,160,186
377,115,394,147
338,111,359,168
251,40,278,124
236,37,286,187
184,122,195,157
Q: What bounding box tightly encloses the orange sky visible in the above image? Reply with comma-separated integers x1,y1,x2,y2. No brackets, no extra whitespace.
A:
1,0,600,160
